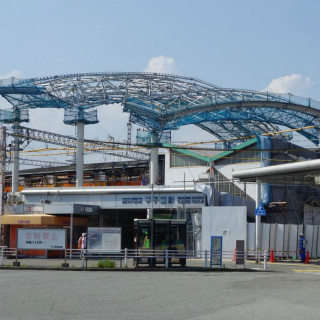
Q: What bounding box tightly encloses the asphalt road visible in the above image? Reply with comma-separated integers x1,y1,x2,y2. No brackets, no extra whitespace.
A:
1,265,320,320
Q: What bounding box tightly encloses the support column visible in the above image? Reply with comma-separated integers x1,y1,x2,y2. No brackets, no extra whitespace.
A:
76,122,84,187
0,126,6,246
149,133,159,185
12,122,20,195
255,178,261,258
150,147,159,185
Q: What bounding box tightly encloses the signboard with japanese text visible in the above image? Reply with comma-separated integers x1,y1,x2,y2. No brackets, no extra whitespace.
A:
87,227,121,253
23,205,44,213
118,193,205,209
17,229,66,250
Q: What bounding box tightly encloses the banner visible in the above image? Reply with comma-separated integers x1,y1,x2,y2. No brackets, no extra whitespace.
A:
17,229,66,249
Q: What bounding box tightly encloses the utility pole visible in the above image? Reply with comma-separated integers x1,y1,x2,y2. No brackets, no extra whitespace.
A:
0,126,6,246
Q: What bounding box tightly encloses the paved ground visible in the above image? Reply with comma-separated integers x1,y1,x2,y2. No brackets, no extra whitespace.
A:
1,259,320,319
1,255,318,271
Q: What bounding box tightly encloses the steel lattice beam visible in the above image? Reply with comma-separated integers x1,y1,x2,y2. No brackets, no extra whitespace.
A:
0,72,319,144
8,126,150,161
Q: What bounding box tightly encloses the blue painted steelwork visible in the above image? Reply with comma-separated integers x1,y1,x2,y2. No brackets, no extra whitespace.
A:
0,108,29,123
63,108,98,125
0,72,319,143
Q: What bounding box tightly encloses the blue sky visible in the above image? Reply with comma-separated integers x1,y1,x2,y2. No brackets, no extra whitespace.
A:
0,0,319,162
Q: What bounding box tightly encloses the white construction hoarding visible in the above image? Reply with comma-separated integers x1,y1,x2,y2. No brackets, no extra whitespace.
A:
17,229,66,250
202,206,247,254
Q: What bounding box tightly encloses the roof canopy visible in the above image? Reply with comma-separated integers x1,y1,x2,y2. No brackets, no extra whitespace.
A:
1,72,319,144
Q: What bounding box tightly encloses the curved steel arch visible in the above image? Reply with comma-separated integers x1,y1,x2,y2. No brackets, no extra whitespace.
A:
0,72,319,144
196,121,281,141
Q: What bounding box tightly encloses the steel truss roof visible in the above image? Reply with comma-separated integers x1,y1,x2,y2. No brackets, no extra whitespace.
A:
0,72,319,144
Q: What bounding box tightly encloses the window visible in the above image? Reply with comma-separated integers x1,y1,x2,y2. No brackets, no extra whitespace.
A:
170,150,207,168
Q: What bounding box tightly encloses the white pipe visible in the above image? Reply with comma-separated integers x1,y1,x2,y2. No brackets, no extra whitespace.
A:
150,147,158,185
256,178,261,260
232,159,320,180
76,122,84,187
21,185,197,195
12,123,20,194
69,212,73,260
149,132,159,185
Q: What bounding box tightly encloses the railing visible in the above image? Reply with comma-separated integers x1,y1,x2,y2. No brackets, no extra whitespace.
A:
0,247,270,271
0,246,20,266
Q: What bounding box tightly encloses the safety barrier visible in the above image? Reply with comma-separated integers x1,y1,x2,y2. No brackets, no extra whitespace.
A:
0,248,270,271
247,223,319,258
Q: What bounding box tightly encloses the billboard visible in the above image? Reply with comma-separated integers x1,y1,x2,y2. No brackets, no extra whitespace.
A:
87,227,121,252
17,229,66,250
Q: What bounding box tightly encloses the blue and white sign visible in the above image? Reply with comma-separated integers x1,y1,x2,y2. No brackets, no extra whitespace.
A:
119,193,205,208
255,203,267,216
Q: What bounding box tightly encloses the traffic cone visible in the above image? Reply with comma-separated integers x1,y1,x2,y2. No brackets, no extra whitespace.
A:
305,251,310,264
232,248,237,261
269,250,275,263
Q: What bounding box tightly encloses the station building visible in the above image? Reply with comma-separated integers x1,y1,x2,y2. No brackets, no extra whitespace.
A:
2,136,320,255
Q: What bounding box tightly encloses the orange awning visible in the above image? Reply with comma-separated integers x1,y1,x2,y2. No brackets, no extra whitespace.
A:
1,214,88,226
2,214,56,225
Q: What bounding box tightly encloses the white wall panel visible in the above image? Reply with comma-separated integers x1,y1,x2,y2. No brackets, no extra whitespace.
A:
275,224,285,257
261,223,270,252
247,223,255,256
202,206,247,255
305,224,314,254
288,224,298,258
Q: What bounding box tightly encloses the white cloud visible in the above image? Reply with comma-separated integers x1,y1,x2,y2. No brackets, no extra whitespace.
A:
0,69,23,79
263,74,315,96
144,56,177,74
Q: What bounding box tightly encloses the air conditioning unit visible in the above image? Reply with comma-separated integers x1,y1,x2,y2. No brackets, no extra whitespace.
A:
198,173,215,182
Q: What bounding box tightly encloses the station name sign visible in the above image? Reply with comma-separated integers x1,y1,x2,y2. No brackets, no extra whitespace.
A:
121,194,205,206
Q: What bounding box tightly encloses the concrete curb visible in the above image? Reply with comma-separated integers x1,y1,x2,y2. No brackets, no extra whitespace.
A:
0,266,263,272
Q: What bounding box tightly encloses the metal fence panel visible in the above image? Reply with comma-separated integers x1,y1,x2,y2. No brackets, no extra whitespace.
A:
283,224,290,258
247,223,309,258
275,224,285,257
316,226,320,258
312,225,318,258
261,223,270,252
247,223,255,255
269,224,276,253
305,225,314,255
288,224,298,258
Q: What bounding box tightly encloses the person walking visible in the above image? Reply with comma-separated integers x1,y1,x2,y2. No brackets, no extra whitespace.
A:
143,233,150,249
78,233,87,260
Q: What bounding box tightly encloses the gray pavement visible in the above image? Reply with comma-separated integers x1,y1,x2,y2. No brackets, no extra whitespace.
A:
1,255,319,271
1,258,320,319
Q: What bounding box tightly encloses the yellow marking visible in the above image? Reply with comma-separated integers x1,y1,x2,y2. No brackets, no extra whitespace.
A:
294,269,320,273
